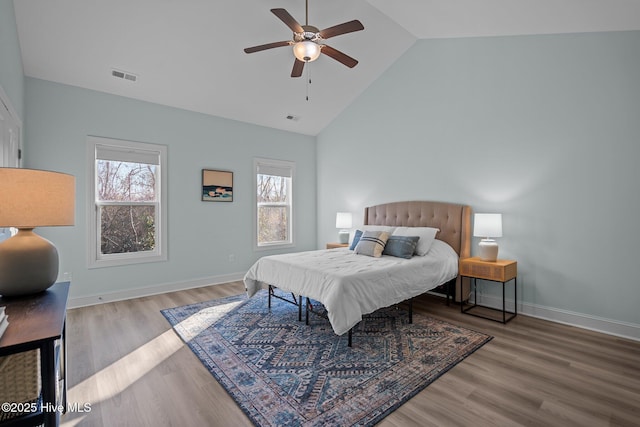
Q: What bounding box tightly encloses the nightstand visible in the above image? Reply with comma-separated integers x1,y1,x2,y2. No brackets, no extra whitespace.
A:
0,282,69,426
459,257,517,323
326,242,349,249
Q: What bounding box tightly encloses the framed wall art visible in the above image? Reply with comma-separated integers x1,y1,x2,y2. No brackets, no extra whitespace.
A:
202,169,233,202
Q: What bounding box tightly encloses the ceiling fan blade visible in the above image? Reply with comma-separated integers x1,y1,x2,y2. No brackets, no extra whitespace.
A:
244,41,291,54
321,45,358,68
319,20,364,39
271,8,304,33
291,59,305,78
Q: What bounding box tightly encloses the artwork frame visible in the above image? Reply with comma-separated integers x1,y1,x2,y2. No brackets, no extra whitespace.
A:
202,169,233,202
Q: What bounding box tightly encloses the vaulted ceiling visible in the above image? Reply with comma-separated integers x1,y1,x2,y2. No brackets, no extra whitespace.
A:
13,0,640,135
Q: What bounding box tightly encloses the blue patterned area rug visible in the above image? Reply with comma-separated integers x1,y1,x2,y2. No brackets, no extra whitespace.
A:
161,290,492,426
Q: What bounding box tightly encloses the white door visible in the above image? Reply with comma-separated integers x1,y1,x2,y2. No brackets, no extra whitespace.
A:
0,97,20,167
0,87,22,242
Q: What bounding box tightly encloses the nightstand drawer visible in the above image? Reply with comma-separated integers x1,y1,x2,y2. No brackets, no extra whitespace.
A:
459,258,517,282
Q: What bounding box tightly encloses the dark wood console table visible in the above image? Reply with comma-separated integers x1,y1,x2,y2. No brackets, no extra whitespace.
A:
0,282,69,427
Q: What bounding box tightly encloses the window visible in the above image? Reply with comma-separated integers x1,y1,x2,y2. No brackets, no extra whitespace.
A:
87,136,167,267
254,158,294,249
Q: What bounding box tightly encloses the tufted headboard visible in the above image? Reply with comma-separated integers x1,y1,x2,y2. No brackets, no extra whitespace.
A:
364,200,472,301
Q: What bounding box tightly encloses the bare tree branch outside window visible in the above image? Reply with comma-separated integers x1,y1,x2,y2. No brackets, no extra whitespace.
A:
97,160,157,254
257,174,290,244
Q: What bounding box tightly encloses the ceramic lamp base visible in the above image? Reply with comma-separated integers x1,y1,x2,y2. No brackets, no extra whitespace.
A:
478,239,499,262
0,229,59,296
338,230,350,244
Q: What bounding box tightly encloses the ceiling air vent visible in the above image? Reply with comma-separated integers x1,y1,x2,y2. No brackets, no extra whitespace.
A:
111,69,138,82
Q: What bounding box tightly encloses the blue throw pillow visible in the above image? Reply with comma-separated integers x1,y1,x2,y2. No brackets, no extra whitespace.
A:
349,229,363,250
382,236,420,259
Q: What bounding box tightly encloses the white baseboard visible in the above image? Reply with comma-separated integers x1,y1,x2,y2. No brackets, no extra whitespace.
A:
68,272,245,309
475,294,640,342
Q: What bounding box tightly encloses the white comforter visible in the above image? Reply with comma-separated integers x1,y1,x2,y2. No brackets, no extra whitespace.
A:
243,239,458,335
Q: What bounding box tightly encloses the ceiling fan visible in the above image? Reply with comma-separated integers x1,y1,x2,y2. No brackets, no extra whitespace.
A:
244,0,364,78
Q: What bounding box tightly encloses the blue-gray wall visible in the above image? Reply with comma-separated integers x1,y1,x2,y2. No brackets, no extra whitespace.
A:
0,0,24,119
318,31,640,331
24,77,316,301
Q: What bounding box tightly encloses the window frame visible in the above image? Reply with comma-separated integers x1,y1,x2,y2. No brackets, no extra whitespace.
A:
254,157,295,251
87,136,168,268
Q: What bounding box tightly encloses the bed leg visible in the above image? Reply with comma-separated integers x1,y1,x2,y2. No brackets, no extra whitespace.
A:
348,329,352,347
298,295,302,321
268,285,272,309
305,297,310,325
409,298,413,324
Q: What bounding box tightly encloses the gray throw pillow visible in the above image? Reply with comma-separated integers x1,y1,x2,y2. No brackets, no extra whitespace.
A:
382,236,420,259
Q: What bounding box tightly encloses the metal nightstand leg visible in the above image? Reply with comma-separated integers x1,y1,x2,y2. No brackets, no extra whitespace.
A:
461,276,517,323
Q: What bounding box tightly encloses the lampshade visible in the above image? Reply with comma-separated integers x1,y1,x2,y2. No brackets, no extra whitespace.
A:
473,213,502,238
0,168,75,296
335,212,353,229
293,41,321,62
0,168,75,227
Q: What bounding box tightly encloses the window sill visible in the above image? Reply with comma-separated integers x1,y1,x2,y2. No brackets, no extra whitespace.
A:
254,242,295,252
88,253,167,269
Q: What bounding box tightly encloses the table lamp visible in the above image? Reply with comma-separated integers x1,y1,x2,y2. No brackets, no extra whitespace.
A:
473,213,502,262
335,212,352,244
0,168,75,296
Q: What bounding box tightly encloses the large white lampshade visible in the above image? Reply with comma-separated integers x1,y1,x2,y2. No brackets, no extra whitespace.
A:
0,168,75,296
335,212,352,244
473,213,502,262
293,41,321,62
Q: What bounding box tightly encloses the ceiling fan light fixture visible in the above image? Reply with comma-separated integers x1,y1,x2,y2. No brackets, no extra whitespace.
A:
293,40,321,62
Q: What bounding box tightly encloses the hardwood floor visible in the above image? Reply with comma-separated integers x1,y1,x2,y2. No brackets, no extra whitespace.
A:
61,281,640,426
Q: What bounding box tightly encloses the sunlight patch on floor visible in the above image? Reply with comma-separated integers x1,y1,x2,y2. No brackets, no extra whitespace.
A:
65,329,183,409
61,299,242,426
172,300,244,341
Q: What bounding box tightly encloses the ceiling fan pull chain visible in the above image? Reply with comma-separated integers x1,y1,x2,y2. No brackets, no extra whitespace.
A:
306,65,310,101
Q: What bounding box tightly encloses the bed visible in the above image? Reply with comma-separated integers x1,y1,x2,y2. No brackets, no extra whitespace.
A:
244,200,472,342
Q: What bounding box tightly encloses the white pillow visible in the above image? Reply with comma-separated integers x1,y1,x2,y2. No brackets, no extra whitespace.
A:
392,226,439,256
362,225,396,234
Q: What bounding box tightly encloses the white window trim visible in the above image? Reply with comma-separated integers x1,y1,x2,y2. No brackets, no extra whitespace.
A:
254,157,295,251
87,135,168,268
